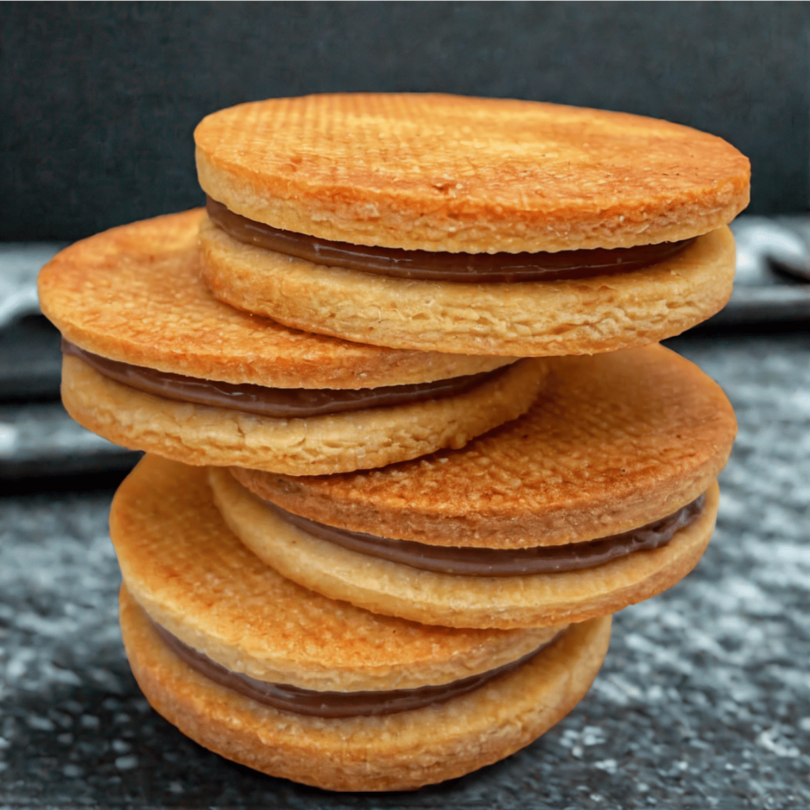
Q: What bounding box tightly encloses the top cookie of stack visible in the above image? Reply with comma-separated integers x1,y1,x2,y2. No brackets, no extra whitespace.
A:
197,93,749,355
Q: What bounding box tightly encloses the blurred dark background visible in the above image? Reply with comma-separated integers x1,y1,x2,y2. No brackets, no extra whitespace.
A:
2,1,809,241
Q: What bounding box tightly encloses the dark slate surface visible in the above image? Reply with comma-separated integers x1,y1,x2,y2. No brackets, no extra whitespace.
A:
1,330,809,809
2,2,809,241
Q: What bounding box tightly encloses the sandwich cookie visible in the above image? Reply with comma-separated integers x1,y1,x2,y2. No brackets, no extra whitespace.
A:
212,345,737,628
113,456,611,791
195,93,749,355
38,209,546,475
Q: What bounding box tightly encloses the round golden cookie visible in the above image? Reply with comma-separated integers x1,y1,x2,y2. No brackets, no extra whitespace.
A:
212,467,718,629
121,590,609,792
232,345,736,546
200,218,736,355
38,209,548,475
111,456,562,691
60,352,545,476
216,345,736,628
37,208,513,386
112,456,611,790
195,93,750,253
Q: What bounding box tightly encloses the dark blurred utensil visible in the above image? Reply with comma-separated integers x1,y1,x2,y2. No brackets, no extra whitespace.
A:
708,216,810,326
766,219,810,282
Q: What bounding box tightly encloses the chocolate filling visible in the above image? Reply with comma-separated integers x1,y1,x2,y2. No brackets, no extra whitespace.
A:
208,196,695,283
62,340,505,418
151,619,562,718
266,494,706,576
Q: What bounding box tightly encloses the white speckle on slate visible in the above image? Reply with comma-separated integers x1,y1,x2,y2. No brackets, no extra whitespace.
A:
26,715,55,732
594,758,618,774
0,423,19,454
756,728,802,758
115,754,139,770
581,725,606,746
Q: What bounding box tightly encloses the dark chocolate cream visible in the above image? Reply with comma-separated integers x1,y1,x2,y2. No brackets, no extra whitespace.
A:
208,196,695,283
266,494,706,576
151,619,562,718
62,340,505,419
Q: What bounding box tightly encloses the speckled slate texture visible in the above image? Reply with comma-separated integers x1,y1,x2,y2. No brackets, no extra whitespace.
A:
1,331,808,809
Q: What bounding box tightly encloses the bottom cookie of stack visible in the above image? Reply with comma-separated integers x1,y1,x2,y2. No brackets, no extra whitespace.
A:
111,455,610,791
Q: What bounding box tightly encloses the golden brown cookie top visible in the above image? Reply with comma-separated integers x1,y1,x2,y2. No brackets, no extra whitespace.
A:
110,456,558,690
37,209,512,387
235,345,737,547
195,93,750,253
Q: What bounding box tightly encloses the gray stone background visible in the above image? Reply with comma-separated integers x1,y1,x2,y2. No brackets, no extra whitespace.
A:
1,3,809,808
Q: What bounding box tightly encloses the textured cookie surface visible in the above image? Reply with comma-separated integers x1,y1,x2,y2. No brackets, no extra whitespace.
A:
37,209,512,387
201,219,736,355
213,467,719,629
110,456,560,691
233,345,737,546
62,354,546,476
195,93,749,253
121,587,611,791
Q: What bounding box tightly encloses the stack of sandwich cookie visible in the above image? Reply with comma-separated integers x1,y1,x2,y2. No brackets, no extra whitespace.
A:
38,209,545,475
114,456,611,792
37,92,749,791
196,93,748,355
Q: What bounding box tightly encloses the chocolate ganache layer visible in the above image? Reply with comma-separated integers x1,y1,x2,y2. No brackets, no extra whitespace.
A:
265,495,707,576
207,197,695,283
151,618,563,718
62,340,505,419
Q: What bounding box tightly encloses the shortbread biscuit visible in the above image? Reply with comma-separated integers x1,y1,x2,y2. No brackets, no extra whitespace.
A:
217,345,736,628
195,94,749,253
113,456,610,790
61,352,544,476
200,218,736,355
195,93,748,354
39,209,547,474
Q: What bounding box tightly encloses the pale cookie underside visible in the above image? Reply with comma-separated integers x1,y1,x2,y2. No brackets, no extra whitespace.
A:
121,587,611,791
62,355,546,476
212,467,719,629
37,209,512,387
110,457,558,691
195,93,749,252
233,345,737,547
200,220,736,355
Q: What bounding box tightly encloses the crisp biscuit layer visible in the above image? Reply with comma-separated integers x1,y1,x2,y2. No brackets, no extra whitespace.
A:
233,346,737,547
121,587,610,791
38,208,513,387
63,354,546,476
212,467,719,629
195,93,749,253
110,456,560,691
200,219,736,355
